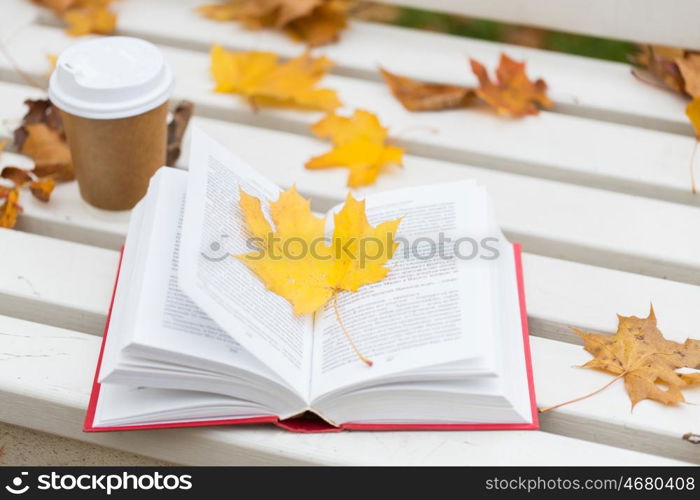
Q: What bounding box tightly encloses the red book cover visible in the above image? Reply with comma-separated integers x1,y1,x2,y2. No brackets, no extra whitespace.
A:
84,243,538,433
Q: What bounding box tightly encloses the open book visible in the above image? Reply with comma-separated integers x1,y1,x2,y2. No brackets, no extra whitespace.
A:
85,128,537,432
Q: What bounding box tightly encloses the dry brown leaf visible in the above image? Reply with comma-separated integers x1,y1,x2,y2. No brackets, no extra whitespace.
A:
380,67,476,112
166,100,195,166
676,54,700,99
0,188,22,229
542,306,700,412
285,0,348,47
13,100,74,182
199,0,348,46
13,99,65,144
470,53,552,117
1,167,33,187
29,177,56,202
19,124,74,181
633,45,687,94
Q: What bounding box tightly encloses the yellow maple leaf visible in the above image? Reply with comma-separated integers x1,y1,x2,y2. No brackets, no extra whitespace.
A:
64,3,116,36
34,0,117,36
236,186,401,364
0,189,22,229
210,45,340,111
470,53,552,117
306,109,403,187
542,306,700,412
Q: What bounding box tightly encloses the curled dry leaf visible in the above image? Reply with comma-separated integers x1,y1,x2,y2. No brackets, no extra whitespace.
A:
470,53,552,117
199,0,348,47
541,306,700,412
306,109,403,187
33,0,117,36
676,54,700,99
633,45,687,94
13,99,74,182
18,124,74,181
379,67,476,112
0,189,22,229
1,167,33,187
236,186,401,365
166,100,195,166
210,45,340,111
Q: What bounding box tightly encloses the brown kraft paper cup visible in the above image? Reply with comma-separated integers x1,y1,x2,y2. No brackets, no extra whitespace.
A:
60,102,169,211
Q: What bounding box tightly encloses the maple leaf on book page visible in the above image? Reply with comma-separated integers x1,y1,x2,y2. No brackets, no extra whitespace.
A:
236,186,401,315
236,186,401,365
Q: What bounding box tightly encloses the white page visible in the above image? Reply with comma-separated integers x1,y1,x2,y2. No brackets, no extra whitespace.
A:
310,181,498,399
179,128,313,398
123,169,285,384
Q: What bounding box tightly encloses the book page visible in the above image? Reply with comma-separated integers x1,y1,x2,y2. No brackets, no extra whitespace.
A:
116,169,289,387
310,181,499,399
179,128,313,397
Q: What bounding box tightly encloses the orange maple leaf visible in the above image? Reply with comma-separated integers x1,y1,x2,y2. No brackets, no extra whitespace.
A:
541,306,700,412
470,53,552,117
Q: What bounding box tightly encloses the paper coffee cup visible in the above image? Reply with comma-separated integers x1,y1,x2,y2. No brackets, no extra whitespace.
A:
49,37,174,211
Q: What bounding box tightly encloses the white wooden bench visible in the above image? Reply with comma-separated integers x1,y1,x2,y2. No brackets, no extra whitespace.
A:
0,0,698,465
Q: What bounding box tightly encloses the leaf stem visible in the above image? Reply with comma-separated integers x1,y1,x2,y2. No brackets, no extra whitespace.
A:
332,293,373,367
539,372,625,413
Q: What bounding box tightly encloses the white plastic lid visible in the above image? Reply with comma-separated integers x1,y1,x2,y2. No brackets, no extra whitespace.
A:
48,37,174,120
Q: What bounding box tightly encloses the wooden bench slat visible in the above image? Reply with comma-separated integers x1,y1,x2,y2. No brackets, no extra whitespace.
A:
0,228,118,335
0,314,693,465
2,24,700,208
102,0,695,135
